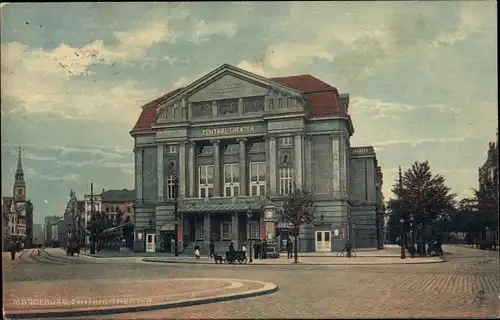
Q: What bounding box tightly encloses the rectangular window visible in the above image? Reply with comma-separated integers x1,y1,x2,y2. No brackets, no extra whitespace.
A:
250,141,266,153
166,174,177,200
167,145,178,154
224,164,240,197
277,98,284,109
278,137,293,147
200,145,214,156
249,222,260,240
195,222,204,241
221,221,231,240
243,97,265,113
193,102,213,117
217,99,239,116
223,144,238,155
268,98,274,110
279,167,293,195
199,165,214,198
249,162,266,196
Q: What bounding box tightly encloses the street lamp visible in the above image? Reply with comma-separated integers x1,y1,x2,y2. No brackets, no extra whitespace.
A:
409,214,415,257
169,161,180,257
246,207,253,263
398,166,405,259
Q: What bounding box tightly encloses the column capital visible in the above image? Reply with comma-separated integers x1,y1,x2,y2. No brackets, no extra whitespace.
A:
304,135,313,142
133,147,144,153
237,137,248,144
210,139,220,146
264,134,277,141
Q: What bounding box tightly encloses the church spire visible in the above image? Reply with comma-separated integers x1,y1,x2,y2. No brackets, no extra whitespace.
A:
14,146,25,188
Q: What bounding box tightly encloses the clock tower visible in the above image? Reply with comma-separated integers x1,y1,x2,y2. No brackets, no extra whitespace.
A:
13,147,26,203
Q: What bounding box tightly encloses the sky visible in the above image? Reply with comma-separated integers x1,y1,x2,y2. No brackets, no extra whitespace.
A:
1,2,497,225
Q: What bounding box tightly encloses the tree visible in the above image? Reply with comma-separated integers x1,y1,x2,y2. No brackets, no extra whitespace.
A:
280,188,314,263
387,161,456,255
115,209,124,226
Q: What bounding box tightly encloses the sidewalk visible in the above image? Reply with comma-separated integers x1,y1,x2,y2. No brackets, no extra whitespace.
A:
4,278,278,318
77,245,403,259
143,255,444,266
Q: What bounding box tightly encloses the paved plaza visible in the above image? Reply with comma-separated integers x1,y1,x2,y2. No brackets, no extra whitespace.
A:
3,245,499,319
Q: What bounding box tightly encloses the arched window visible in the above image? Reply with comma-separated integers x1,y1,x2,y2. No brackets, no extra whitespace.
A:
173,107,180,118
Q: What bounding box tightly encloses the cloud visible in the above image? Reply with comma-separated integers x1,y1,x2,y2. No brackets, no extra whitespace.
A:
39,173,80,182
432,2,494,47
349,96,457,119
264,43,334,70
173,69,212,88
114,21,176,47
370,137,472,148
236,61,266,76
191,20,237,44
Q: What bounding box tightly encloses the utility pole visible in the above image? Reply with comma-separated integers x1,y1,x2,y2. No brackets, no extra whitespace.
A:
399,166,406,259
90,182,95,254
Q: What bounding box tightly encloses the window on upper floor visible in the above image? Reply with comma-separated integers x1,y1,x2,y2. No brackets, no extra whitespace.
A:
278,137,293,147
166,174,178,200
250,141,266,153
224,164,240,197
193,102,213,117
249,162,266,196
199,145,214,156
218,99,239,116
243,97,265,113
199,165,214,199
268,98,274,110
279,167,293,195
277,98,285,109
223,144,239,155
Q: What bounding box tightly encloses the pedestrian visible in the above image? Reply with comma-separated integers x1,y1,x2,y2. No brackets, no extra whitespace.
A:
194,246,200,259
254,240,260,259
9,242,16,260
209,241,215,258
262,239,267,259
241,243,247,259
286,239,293,259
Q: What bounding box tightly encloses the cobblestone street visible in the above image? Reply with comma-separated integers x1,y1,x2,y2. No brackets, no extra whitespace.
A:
3,246,499,318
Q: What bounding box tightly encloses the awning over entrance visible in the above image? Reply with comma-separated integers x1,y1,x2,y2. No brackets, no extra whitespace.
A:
160,222,176,231
277,222,294,229
179,204,261,214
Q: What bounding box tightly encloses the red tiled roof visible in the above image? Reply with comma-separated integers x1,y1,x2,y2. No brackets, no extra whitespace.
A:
131,75,345,133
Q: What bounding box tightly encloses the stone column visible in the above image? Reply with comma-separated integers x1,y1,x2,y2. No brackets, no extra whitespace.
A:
268,136,277,195
204,213,211,249
135,147,143,202
188,141,196,198
179,141,187,198
339,136,348,198
211,140,221,197
305,136,313,191
238,98,243,115
231,212,239,248
237,138,247,196
294,134,303,190
157,144,164,202
331,136,341,195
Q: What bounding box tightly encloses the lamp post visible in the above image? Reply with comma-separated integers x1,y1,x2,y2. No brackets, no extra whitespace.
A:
247,207,253,263
398,166,405,259
168,161,180,257
409,214,414,257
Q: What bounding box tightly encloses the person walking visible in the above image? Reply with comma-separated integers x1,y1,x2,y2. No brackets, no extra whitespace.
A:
209,241,215,259
262,239,267,259
286,239,293,259
241,243,247,259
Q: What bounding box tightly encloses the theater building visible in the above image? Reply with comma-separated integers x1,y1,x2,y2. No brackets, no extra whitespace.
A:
130,64,384,253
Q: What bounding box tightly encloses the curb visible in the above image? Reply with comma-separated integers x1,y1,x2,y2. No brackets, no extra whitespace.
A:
142,258,447,266
5,280,278,319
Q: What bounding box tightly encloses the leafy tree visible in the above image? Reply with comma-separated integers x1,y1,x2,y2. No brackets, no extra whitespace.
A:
280,188,314,263
387,161,456,255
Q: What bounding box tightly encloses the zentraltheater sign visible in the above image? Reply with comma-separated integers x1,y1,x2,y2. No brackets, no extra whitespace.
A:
201,125,256,137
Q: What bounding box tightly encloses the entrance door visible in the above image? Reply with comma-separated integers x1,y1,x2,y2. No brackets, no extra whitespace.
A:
315,231,331,252
145,233,155,253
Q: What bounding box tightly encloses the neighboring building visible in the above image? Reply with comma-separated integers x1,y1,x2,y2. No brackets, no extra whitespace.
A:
479,132,498,191
101,189,135,223
83,189,134,245
129,64,384,253
32,223,43,245
44,215,61,245
2,148,32,247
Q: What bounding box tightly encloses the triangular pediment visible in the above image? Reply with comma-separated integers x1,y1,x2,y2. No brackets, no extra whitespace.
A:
158,64,303,110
